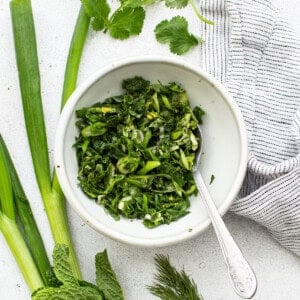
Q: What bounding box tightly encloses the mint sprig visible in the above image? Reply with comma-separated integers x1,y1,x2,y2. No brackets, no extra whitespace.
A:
32,245,124,300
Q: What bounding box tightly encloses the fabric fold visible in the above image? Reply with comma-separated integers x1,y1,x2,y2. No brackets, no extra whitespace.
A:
199,0,300,256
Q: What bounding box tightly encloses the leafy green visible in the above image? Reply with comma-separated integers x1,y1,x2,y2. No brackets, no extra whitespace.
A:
165,0,188,9
81,1,146,40
52,244,78,286
80,0,212,53
32,245,124,300
32,285,103,300
108,7,145,39
121,0,157,8
81,0,110,31
155,16,199,55
193,106,205,124
95,250,124,300
148,255,203,300
33,245,126,300
75,77,204,227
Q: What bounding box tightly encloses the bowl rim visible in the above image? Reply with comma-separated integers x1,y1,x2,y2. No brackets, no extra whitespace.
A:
55,55,248,247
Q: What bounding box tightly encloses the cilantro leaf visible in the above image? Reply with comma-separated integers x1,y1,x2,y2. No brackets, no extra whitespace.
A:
32,285,103,300
52,244,78,286
121,0,157,8
108,7,145,40
81,0,110,31
95,250,124,300
164,0,188,9
155,16,199,55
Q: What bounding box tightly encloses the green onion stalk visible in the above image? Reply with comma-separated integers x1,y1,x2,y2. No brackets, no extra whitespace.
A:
10,0,90,281
0,135,52,286
0,138,44,292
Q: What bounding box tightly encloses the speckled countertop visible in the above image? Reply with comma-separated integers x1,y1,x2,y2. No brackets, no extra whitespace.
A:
0,1,300,299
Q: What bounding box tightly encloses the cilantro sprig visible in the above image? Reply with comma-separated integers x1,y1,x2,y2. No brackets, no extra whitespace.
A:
82,0,146,39
80,0,213,55
155,16,200,55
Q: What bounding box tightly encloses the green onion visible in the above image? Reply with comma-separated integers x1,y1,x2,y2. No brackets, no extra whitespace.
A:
0,213,44,292
0,135,51,286
0,139,15,220
10,0,90,280
10,0,52,198
0,136,44,292
61,5,90,108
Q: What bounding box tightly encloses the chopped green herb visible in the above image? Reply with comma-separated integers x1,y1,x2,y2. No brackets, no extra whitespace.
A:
75,76,205,228
209,174,215,185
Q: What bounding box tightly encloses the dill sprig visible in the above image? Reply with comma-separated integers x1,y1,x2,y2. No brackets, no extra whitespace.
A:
148,254,203,300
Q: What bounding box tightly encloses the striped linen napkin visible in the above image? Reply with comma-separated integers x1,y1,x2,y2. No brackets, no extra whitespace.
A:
198,0,300,256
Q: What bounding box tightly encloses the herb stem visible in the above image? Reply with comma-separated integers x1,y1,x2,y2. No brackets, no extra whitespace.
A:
189,0,214,25
0,212,44,293
61,5,90,108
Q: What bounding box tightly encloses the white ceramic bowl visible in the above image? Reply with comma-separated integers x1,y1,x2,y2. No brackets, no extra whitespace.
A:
55,56,248,247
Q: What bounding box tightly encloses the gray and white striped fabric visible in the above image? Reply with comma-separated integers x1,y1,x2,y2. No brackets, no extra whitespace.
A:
199,0,300,256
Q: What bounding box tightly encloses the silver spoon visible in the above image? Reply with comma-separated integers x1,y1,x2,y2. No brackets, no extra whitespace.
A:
193,125,257,299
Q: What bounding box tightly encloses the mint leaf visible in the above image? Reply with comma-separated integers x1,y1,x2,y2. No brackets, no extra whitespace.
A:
52,244,78,286
108,7,145,40
95,250,124,300
155,16,199,55
164,0,188,8
81,0,110,31
32,285,103,300
32,245,105,299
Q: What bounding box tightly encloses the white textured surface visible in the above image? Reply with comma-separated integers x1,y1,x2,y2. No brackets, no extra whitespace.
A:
0,1,300,299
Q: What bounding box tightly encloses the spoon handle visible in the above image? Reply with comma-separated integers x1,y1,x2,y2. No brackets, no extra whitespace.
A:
193,170,257,299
